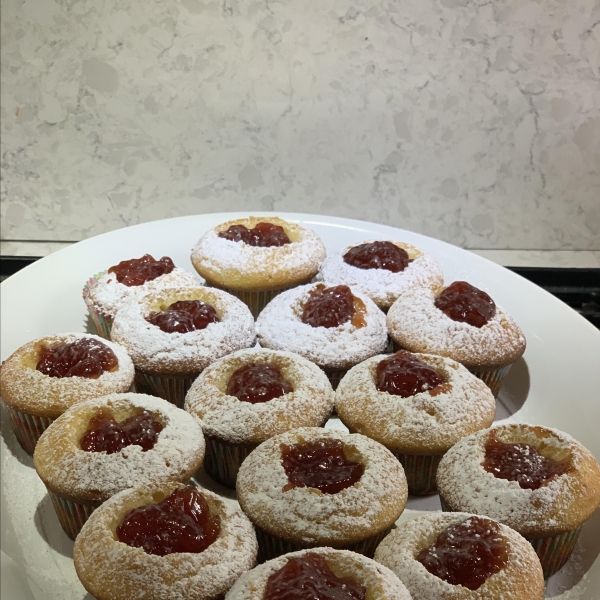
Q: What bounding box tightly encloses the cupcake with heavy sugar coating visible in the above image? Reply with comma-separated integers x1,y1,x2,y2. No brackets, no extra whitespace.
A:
191,216,326,317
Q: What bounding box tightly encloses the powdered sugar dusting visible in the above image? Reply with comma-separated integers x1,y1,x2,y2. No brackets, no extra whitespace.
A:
335,354,495,455
185,348,334,444
256,284,388,369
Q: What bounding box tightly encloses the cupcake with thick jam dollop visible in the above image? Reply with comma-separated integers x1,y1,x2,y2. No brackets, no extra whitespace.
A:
236,427,407,563
185,349,334,488
191,216,326,318
74,482,257,600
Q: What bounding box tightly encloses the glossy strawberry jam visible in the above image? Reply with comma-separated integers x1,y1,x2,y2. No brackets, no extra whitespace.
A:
280,439,364,494
343,241,410,273
80,409,163,454
434,281,496,328
376,351,444,397
227,363,293,404
116,486,221,556
107,254,175,287
218,222,291,246
483,430,572,490
417,516,508,591
264,552,366,600
146,300,220,333
302,285,355,329
36,338,118,378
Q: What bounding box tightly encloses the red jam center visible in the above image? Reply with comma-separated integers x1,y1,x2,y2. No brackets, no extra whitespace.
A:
376,351,444,397
80,409,163,454
227,363,293,404
264,552,366,600
343,241,410,273
417,516,508,591
483,431,572,490
108,254,175,287
434,281,496,328
218,222,291,246
36,338,118,378
302,285,356,329
146,300,220,333
281,439,364,494
116,486,221,556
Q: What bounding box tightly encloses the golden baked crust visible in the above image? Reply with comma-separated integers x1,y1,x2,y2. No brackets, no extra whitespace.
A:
226,547,413,600
34,393,205,503
335,353,495,455
374,512,545,599
236,427,408,547
190,216,327,292
184,348,334,445
436,424,600,537
73,482,258,600
0,333,134,418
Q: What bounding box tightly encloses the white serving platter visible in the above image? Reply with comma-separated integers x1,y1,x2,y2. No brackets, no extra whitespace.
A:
1,212,599,599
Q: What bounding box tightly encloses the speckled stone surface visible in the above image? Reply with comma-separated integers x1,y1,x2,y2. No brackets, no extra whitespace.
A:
1,0,599,250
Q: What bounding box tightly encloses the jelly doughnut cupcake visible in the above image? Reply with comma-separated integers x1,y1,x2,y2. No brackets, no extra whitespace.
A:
0,333,134,455
190,216,326,317
185,348,334,488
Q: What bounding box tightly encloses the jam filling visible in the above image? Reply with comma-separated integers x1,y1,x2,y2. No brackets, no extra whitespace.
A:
302,285,356,329
280,439,364,494
343,241,410,273
116,486,221,556
483,430,572,490
146,300,220,333
434,281,496,328
376,351,444,397
36,338,118,378
218,222,291,246
80,409,163,454
417,516,508,591
108,254,175,287
264,552,366,600
227,363,293,404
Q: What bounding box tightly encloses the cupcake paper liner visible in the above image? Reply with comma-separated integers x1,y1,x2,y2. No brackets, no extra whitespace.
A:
82,273,113,340
390,451,443,495
2,402,54,456
468,364,513,398
134,371,197,409
322,367,349,391
203,435,258,489
46,489,100,540
208,286,285,319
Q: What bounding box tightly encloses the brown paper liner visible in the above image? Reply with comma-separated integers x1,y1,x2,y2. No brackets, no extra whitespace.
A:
321,367,349,390
134,370,197,409
46,489,101,540
203,435,258,489
2,401,54,455
390,451,443,495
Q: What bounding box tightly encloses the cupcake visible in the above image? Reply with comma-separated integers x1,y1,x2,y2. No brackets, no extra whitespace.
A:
0,333,134,455
374,512,544,599
83,253,200,338
226,547,412,600
190,216,326,317
257,283,388,389
74,482,257,600
33,392,205,539
436,424,600,577
236,427,408,563
335,351,495,495
387,281,526,396
111,285,256,407
318,240,443,311
185,348,334,488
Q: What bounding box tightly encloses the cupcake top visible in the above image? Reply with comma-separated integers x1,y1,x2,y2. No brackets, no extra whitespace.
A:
191,216,327,292
74,482,257,600
0,333,134,418
185,348,334,445
318,240,443,310
374,512,544,600
236,427,408,547
386,283,526,369
84,254,201,319
110,286,256,376
335,352,496,455
256,283,388,369
436,424,600,537
34,393,205,503
226,547,412,600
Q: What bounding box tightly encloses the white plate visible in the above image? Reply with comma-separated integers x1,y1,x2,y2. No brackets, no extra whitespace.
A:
2,212,599,600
